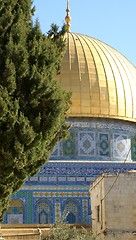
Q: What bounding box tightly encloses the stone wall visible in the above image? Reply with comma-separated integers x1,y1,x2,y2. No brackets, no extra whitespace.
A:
0,224,50,240
90,172,136,240
96,231,136,240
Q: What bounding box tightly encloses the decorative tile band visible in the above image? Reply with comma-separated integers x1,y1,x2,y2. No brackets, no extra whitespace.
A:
33,191,89,198
50,119,136,162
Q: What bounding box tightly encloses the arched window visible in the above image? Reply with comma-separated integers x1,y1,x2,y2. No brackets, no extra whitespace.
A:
62,200,80,224
34,200,53,224
6,199,24,224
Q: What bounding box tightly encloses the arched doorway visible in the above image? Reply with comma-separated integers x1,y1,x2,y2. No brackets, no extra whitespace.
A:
62,200,80,224
34,199,53,224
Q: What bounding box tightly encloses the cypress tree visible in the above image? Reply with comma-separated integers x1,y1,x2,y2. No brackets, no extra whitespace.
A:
0,0,70,220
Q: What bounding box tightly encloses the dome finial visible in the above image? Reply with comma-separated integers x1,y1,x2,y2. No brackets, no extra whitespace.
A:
65,0,71,32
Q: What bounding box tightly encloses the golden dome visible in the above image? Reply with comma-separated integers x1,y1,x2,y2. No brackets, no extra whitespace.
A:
57,32,136,122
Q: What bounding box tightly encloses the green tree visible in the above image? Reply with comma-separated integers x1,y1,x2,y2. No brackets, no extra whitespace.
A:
0,0,70,220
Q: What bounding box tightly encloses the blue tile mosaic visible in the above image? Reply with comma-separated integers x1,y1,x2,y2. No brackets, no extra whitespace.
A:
6,118,136,224
98,133,110,157
131,137,136,161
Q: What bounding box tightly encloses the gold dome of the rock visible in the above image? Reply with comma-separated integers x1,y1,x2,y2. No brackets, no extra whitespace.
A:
57,32,136,122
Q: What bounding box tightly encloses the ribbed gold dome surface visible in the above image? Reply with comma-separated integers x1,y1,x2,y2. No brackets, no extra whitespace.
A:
57,32,136,122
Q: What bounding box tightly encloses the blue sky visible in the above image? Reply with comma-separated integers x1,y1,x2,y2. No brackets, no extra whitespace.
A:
33,0,136,66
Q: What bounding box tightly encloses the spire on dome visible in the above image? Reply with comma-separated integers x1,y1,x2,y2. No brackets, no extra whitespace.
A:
65,0,71,32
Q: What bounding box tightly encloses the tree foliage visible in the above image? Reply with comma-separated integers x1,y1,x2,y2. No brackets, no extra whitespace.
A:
0,0,70,220
42,223,95,240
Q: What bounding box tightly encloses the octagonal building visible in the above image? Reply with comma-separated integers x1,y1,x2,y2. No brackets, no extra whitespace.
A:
4,14,136,225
